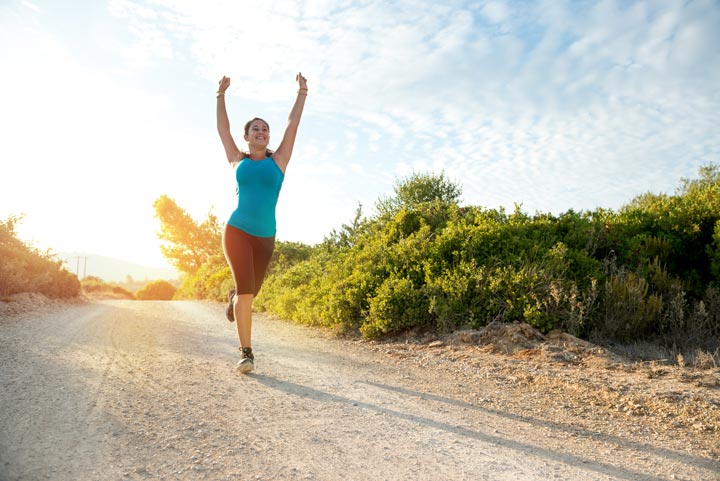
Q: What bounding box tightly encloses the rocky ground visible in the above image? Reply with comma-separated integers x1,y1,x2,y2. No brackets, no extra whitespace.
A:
363,322,720,457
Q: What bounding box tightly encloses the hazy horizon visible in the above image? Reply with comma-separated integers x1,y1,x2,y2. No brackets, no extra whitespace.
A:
57,251,179,283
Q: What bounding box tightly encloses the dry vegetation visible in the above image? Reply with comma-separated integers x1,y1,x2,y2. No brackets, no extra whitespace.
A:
0,216,80,299
362,322,720,460
80,276,135,300
0,292,86,317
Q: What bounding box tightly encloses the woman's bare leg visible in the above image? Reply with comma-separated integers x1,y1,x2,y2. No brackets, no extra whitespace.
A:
233,293,254,348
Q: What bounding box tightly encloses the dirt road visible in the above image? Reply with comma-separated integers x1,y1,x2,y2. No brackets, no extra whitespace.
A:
1,299,718,480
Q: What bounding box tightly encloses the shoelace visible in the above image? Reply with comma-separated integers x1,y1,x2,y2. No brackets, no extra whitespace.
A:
240,347,254,360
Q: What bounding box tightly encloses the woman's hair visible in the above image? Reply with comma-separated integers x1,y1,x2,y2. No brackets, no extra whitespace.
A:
240,117,274,159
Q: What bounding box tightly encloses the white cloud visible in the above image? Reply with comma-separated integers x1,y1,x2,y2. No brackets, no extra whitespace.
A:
481,1,509,24
109,0,158,20
3,0,719,264
20,0,41,13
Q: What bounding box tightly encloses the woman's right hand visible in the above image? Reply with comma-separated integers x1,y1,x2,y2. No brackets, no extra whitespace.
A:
218,76,231,93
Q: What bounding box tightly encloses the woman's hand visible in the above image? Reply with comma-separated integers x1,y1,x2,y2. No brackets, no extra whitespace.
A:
296,72,307,91
218,76,231,94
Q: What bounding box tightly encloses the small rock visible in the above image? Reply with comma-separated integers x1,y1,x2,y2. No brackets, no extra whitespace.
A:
428,340,444,348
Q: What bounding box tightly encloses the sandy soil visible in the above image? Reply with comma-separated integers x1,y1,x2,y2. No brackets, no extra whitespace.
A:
0,295,718,480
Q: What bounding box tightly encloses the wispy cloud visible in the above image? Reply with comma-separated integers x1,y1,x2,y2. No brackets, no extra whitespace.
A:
20,0,41,13
3,0,718,257
481,1,510,24
157,0,716,221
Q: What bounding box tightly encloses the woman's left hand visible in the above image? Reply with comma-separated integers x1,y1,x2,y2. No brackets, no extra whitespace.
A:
296,72,308,90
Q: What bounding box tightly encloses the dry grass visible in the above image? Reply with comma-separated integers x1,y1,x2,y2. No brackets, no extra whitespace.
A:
603,339,720,369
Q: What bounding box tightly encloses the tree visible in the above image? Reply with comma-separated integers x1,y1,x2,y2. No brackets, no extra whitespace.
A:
376,171,462,215
153,195,222,275
323,203,365,250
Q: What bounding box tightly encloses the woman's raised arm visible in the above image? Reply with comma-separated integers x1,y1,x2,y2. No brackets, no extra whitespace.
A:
216,76,241,165
272,73,308,173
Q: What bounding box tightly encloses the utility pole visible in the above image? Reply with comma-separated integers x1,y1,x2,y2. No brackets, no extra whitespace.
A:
74,256,88,278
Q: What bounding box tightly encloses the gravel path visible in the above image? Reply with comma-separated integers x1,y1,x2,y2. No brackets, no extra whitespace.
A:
1,299,718,480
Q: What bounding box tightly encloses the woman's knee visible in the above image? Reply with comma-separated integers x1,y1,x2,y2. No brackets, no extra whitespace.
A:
234,293,254,306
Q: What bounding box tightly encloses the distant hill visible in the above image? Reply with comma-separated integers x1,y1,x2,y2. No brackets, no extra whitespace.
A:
58,252,179,283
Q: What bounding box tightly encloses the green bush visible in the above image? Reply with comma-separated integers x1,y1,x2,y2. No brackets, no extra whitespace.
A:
255,258,320,322
170,166,720,350
709,220,720,282
135,280,177,300
598,270,663,341
174,254,232,301
173,240,313,302
362,276,432,338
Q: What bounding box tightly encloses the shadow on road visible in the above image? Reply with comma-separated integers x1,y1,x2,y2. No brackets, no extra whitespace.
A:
248,373,694,481
360,381,716,473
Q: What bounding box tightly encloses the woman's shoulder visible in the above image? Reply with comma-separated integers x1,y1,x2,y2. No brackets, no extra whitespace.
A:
232,152,250,165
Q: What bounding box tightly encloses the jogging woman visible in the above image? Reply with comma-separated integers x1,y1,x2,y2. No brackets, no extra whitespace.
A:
216,72,308,373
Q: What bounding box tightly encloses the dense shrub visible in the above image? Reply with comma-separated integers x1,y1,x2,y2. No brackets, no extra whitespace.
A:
173,241,313,302
254,166,720,348
135,280,177,300
157,165,720,350
362,276,432,338
0,216,80,298
173,253,232,301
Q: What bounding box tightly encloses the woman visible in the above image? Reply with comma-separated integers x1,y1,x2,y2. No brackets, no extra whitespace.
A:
216,72,308,373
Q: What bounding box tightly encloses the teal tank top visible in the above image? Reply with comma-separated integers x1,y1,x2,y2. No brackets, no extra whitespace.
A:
228,156,285,237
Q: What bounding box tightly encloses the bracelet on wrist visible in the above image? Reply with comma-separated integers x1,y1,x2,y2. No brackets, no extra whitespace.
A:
216,90,225,97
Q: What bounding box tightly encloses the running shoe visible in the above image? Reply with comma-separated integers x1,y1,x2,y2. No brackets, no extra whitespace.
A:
226,288,236,322
236,347,254,373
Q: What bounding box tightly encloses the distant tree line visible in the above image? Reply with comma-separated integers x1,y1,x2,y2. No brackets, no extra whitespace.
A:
80,276,176,300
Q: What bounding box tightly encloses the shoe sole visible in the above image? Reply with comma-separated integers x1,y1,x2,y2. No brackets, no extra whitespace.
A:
236,360,254,374
226,289,236,323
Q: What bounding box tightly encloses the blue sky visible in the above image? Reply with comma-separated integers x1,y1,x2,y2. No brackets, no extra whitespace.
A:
1,0,719,270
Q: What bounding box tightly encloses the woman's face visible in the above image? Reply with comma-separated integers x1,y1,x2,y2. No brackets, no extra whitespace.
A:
245,120,270,148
